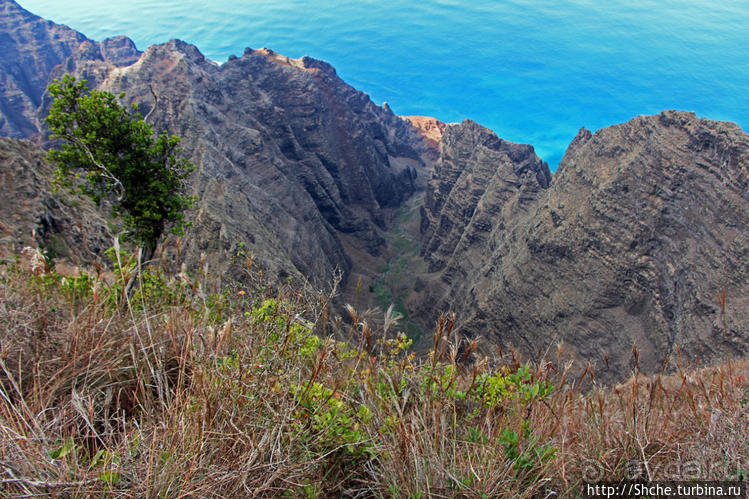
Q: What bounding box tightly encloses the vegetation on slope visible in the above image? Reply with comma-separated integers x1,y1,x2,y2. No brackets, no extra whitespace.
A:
371,194,430,342
0,245,747,497
46,76,195,254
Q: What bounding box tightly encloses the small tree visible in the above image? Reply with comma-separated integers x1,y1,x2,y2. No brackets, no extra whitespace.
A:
46,74,195,257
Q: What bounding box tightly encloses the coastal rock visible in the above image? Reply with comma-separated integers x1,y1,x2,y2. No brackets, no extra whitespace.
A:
2,0,748,382
402,115,448,160
418,111,749,380
0,0,87,137
420,119,551,274
0,0,140,138
0,0,430,289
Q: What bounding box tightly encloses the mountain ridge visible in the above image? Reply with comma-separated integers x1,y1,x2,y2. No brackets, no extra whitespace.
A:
415,110,749,378
1,0,748,382
0,0,435,293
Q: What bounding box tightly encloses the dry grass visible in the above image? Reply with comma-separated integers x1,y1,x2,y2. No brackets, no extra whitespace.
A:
0,246,747,497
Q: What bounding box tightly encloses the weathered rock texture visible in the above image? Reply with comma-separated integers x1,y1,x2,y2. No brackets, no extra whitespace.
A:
2,0,748,381
402,116,448,160
0,137,110,262
0,0,428,288
420,119,551,274
0,0,138,138
418,112,749,380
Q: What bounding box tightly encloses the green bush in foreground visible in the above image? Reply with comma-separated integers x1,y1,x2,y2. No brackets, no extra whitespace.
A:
0,247,746,497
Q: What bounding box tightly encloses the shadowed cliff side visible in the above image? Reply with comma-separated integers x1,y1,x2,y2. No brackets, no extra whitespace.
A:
0,137,110,263
0,0,430,291
418,111,749,381
0,0,139,137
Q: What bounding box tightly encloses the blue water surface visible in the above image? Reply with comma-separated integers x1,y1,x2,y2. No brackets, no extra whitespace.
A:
17,0,749,169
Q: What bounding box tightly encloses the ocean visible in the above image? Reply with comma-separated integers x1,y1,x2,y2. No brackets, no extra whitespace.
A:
17,0,749,169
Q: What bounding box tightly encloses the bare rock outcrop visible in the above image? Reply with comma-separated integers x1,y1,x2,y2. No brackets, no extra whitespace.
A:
402,115,448,160
0,0,139,138
0,0,429,288
0,137,110,263
420,119,551,274
418,111,749,381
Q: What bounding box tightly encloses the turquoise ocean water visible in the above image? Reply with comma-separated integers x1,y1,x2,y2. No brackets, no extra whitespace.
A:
17,0,749,169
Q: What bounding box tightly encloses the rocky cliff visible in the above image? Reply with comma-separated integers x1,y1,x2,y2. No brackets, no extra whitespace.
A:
420,119,551,274
0,137,110,263
418,111,749,379
0,0,138,138
0,0,429,290
402,116,448,161
1,0,748,382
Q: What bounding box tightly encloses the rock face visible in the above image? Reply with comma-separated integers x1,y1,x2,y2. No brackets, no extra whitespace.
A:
418,111,749,380
0,0,139,138
0,137,110,262
420,120,551,274
2,0,748,382
0,0,428,289
402,116,448,160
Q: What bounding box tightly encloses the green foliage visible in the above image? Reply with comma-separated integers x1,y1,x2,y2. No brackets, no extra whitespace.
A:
249,298,321,360
498,421,556,471
204,289,231,325
378,332,413,362
251,298,283,328
466,425,489,444
292,381,374,459
103,245,138,305
46,75,196,252
477,369,514,408
49,437,77,460
132,266,183,307
475,364,554,409
59,272,94,308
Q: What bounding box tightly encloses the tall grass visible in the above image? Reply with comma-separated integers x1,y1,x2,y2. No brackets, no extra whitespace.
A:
0,246,746,497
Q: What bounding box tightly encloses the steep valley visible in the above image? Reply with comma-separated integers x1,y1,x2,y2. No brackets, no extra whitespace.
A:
1,0,748,383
